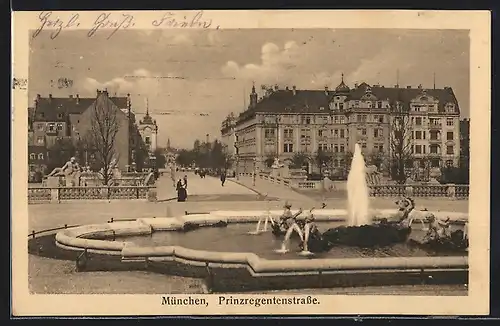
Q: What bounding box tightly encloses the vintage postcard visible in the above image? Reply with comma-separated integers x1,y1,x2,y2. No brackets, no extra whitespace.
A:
12,10,490,316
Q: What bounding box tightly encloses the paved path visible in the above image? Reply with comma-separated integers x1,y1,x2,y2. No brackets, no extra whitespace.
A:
231,176,315,203
156,172,255,200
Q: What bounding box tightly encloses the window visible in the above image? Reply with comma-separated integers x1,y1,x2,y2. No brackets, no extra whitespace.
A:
264,129,275,138
374,129,383,138
340,145,345,152
57,123,63,131
339,103,344,111
284,143,293,153
334,145,339,153
355,101,360,107
423,146,426,154
145,136,151,144
415,117,422,126
414,145,422,154
447,132,454,140
284,129,293,139
36,136,44,145
430,118,441,126
422,131,426,140
447,118,454,126
361,143,367,149
38,153,44,160
377,144,384,152
334,116,339,124
446,160,453,167
430,130,440,140
447,145,454,155
318,144,328,152
338,116,344,124
431,159,440,168
48,123,55,132
357,115,362,122
318,129,324,137
37,123,44,131
57,113,63,119
305,117,311,124
430,144,439,154
29,153,35,159
333,129,339,138
415,131,422,140
340,129,345,138
445,103,455,113
377,101,382,109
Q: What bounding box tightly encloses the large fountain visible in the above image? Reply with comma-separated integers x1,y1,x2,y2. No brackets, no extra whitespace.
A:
48,143,469,292
347,143,371,227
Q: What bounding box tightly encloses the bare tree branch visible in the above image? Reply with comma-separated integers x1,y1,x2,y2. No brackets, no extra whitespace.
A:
87,93,120,186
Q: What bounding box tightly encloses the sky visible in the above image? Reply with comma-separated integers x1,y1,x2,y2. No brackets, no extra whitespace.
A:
29,28,470,149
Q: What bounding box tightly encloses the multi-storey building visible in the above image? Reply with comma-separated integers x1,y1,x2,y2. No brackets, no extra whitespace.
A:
220,112,237,157
28,90,152,173
222,77,461,174
459,118,470,169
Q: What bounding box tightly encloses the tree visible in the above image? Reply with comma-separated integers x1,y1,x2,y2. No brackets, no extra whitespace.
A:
315,148,332,174
153,148,166,169
289,152,310,169
86,94,120,186
389,103,413,184
176,149,195,167
264,154,275,168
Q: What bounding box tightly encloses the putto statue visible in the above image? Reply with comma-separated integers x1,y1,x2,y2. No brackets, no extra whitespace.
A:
271,157,284,169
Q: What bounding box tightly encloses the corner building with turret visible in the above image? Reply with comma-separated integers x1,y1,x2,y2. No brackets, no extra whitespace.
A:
221,76,461,174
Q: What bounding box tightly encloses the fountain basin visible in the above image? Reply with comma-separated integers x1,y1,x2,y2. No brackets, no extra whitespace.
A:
54,209,468,291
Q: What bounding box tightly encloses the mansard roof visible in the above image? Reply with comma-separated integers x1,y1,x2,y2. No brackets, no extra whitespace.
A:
237,83,460,122
33,94,129,122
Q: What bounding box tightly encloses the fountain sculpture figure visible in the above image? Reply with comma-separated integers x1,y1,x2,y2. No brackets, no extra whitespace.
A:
347,143,371,226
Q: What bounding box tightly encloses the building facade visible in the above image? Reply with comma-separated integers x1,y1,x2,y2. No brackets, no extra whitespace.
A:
222,77,461,174
137,107,159,152
28,90,152,174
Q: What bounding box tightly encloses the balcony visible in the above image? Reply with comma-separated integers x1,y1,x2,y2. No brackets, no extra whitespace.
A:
429,123,442,130
429,138,441,143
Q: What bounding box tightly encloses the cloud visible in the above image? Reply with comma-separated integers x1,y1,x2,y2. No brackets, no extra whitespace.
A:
221,41,306,87
82,68,162,100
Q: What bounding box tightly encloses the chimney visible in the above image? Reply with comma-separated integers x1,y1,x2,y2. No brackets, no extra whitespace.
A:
292,85,297,96
76,94,80,104
324,86,329,95
406,86,411,89
48,94,52,102
274,84,279,91
418,84,422,89
354,83,358,88
285,86,289,91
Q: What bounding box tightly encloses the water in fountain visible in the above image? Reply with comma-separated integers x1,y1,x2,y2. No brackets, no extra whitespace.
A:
347,143,371,226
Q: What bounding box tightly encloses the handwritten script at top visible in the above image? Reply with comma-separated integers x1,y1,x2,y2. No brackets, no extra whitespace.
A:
151,11,219,29
32,10,219,40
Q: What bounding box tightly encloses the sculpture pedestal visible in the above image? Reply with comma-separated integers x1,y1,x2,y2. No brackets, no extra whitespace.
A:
45,176,63,188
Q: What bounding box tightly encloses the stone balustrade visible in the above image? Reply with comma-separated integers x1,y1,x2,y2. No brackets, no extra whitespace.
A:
28,186,157,204
252,172,469,199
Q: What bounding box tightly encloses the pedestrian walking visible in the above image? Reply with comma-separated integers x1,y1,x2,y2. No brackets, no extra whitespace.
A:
220,170,226,186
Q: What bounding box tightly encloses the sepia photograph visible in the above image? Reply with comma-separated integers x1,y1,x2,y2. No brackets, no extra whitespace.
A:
12,10,490,316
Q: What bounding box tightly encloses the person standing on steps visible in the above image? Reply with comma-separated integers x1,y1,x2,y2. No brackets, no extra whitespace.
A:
220,170,226,186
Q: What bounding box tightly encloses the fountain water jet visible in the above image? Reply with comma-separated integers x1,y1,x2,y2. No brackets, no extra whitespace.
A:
347,143,371,227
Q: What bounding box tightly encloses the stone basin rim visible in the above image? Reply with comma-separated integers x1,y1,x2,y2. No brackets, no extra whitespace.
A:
54,210,469,275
